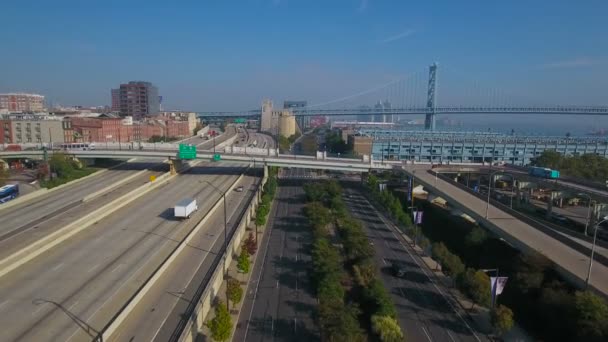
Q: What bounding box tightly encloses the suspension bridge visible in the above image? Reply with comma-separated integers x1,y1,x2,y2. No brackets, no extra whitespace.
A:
198,63,608,130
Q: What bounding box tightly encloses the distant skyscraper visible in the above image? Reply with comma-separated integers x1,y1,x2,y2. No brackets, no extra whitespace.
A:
111,88,120,112
116,81,160,118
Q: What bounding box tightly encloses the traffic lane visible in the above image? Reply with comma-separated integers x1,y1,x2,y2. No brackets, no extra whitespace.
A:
0,160,165,233
86,173,258,342
344,191,485,342
413,169,608,295
0,166,246,341
0,167,168,261
239,185,318,342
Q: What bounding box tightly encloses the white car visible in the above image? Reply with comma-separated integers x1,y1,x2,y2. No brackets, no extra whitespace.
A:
234,186,244,192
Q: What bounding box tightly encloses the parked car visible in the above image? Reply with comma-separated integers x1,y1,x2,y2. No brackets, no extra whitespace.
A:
391,262,407,278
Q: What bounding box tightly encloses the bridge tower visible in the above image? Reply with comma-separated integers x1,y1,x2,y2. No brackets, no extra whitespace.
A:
425,63,438,130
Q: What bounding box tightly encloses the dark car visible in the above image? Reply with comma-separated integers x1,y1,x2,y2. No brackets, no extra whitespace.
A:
391,263,407,278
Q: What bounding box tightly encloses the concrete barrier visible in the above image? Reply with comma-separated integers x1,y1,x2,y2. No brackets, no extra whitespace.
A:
179,167,269,342
0,161,198,280
101,171,245,341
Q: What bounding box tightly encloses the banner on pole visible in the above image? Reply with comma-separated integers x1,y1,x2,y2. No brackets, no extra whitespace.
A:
407,176,413,202
491,276,508,302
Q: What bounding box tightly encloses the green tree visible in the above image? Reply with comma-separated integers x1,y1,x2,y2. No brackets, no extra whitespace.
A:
431,242,449,270
464,226,488,247
226,278,243,306
206,300,232,342
575,291,608,339
457,268,491,309
371,315,404,342
362,279,397,318
243,232,257,255
353,260,376,287
418,235,431,254
237,249,250,274
319,302,365,342
490,304,514,336
0,167,8,186
442,253,465,278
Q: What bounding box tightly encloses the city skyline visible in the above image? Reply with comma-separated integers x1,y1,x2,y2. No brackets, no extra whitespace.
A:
1,1,607,111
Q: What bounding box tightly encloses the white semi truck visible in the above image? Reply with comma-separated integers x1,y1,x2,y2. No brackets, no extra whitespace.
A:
174,198,198,219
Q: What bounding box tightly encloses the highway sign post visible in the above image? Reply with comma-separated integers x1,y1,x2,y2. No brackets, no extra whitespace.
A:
178,144,197,160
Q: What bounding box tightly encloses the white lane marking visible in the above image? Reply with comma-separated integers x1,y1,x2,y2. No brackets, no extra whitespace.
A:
0,300,9,311
382,258,388,265
87,263,100,273
447,331,456,342
111,264,124,273
368,197,482,342
276,280,279,288
422,326,433,341
68,301,79,311
52,263,64,272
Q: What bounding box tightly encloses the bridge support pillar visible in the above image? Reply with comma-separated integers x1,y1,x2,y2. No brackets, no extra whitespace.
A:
425,63,438,131
169,159,182,175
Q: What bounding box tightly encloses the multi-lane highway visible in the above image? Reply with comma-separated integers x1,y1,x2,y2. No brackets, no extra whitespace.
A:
0,163,251,341
233,129,276,149
110,168,260,341
0,160,168,260
344,188,487,342
234,183,319,342
180,126,237,148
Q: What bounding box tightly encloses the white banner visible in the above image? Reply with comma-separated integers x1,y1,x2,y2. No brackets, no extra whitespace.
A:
491,276,508,296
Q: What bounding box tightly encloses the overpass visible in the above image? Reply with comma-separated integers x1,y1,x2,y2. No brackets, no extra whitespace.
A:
0,149,393,172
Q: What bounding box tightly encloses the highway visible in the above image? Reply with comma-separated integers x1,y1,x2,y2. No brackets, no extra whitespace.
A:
344,188,486,342
0,163,249,341
0,161,168,261
234,184,319,342
233,129,276,149
410,166,608,296
109,169,260,341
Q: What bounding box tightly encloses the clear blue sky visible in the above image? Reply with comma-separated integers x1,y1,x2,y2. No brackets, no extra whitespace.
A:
1,0,607,111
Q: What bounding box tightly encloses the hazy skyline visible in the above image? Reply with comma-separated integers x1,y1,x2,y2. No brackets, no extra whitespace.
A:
1,0,607,111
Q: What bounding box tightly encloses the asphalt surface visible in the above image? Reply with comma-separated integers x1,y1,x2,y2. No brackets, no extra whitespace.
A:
0,160,165,238
0,162,168,261
343,188,487,342
110,170,260,341
234,183,319,342
410,166,608,296
0,163,248,341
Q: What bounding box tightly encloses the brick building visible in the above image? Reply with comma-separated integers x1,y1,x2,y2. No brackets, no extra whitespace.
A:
0,93,45,112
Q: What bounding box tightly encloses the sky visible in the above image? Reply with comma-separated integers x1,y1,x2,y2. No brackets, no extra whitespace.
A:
1,0,607,112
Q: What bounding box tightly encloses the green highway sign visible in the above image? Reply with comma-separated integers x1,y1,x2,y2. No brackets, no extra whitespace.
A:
234,118,246,124
178,144,197,160
213,153,221,161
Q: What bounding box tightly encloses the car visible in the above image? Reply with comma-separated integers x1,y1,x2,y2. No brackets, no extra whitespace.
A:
391,263,407,278
234,186,244,192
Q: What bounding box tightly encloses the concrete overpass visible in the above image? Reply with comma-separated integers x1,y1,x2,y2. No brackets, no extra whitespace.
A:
0,149,393,172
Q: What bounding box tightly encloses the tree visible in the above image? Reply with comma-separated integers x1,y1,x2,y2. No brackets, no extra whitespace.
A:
371,315,404,342
465,226,488,247
575,291,608,339
491,304,514,336
362,279,397,318
243,232,257,255
431,242,449,270
237,249,250,274
457,268,491,309
319,302,365,342
442,253,465,278
226,278,243,306
206,300,232,342
353,260,376,287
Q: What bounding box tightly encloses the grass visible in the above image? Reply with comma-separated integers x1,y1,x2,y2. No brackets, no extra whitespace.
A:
40,168,98,189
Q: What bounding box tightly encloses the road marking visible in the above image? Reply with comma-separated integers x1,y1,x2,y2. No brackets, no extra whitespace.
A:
68,301,79,311
87,263,100,273
276,280,279,288
422,326,433,341
0,300,8,311
382,258,388,265
32,303,47,315
52,263,64,272
446,331,456,342
367,197,482,342
111,264,123,273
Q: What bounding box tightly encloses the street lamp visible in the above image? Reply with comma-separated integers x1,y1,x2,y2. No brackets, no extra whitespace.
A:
485,170,514,219
585,216,608,289
577,193,595,236
201,180,229,310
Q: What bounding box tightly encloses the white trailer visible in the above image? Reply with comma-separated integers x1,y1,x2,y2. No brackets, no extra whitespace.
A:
174,198,198,219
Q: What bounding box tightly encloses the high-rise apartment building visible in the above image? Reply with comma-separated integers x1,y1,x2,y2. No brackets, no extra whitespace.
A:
0,93,45,112
111,88,120,112
116,81,160,118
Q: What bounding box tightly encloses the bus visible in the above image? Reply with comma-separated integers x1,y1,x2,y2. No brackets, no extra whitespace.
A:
528,166,560,179
60,143,96,151
0,184,19,204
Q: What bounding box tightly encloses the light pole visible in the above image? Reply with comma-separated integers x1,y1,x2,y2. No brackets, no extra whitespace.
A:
577,193,594,236
585,216,608,289
485,171,514,219
201,180,229,310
